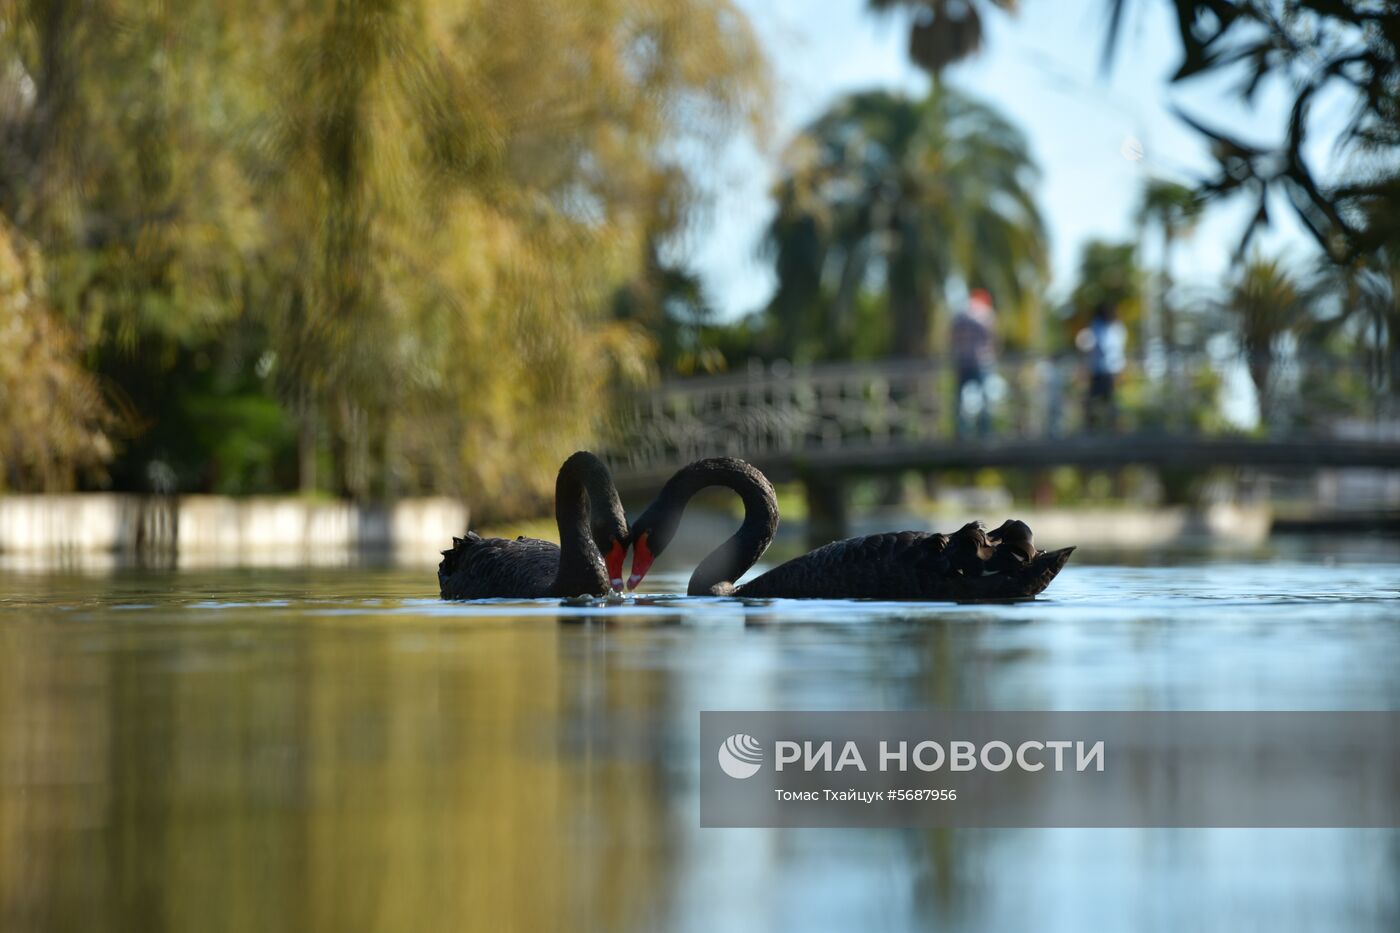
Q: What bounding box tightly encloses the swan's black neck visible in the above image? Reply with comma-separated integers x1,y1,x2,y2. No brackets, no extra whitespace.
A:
582,456,627,556
653,459,778,596
552,453,610,596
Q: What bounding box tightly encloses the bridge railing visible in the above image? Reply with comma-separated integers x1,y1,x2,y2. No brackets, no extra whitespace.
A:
604,352,1393,478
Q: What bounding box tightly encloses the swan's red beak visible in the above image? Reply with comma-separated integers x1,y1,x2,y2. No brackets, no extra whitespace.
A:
626,533,653,591
605,540,626,592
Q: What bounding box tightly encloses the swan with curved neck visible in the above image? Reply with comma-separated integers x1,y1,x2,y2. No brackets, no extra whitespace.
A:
626,458,779,596
438,451,627,599
625,458,1074,601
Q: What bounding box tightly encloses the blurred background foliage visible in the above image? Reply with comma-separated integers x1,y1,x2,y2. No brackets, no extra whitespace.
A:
758,85,1047,363
1103,0,1400,379
0,218,115,490
0,0,1397,515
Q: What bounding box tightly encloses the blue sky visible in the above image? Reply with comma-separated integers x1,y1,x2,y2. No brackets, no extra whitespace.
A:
689,0,1343,320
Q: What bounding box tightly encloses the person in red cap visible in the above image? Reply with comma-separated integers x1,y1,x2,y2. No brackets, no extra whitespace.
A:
950,288,998,437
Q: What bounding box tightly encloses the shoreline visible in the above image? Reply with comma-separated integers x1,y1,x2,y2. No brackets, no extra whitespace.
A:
0,494,467,568
2,494,1393,571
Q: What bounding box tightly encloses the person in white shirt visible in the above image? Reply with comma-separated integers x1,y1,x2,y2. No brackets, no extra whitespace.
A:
1076,300,1127,431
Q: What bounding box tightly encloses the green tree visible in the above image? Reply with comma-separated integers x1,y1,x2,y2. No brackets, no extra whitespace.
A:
0,1,275,492
1137,178,1203,351
765,86,1047,361
1219,254,1308,429
1310,249,1400,402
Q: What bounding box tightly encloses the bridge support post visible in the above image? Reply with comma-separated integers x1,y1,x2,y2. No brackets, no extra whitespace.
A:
802,472,848,550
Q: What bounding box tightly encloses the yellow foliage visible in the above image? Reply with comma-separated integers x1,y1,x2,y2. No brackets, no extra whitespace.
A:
0,221,116,490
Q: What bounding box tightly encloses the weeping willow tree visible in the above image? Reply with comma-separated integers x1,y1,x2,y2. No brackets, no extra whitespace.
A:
0,0,765,510
254,0,764,510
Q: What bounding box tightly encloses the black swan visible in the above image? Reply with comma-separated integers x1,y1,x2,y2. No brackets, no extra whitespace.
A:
438,451,628,599
624,458,1074,600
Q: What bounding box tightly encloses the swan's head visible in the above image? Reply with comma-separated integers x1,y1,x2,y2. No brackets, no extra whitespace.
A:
605,539,627,592
988,519,1035,563
591,510,629,592
623,456,773,590
623,497,682,590
625,533,652,591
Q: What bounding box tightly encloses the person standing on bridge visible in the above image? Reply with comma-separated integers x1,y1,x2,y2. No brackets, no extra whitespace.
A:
951,288,998,437
1077,300,1127,432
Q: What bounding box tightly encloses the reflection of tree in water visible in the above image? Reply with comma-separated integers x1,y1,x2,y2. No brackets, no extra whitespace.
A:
104,626,176,932
0,610,681,932
286,618,676,931
555,619,680,930
0,620,116,931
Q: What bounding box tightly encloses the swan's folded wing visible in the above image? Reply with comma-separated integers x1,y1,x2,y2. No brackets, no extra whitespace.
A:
438,534,561,599
739,531,949,599
739,532,1072,601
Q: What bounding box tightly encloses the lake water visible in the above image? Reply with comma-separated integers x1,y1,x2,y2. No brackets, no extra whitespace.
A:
1,539,1398,932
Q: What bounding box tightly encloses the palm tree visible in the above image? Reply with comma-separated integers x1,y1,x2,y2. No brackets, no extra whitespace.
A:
765,86,1047,360
1137,178,1204,351
1219,255,1308,428
868,0,1018,76
1312,250,1400,400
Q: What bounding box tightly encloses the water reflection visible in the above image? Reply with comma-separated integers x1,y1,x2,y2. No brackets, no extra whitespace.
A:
1,554,1398,932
